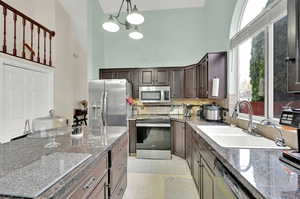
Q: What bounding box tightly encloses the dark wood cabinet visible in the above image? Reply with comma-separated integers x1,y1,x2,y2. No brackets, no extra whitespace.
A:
192,138,201,191
128,120,136,154
184,65,198,98
139,68,169,86
201,159,214,199
99,51,227,99
131,69,140,98
156,69,169,85
172,120,186,159
87,174,108,199
170,68,185,98
185,124,192,168
140,69,155,85
198,52,227,99
287,0,300,92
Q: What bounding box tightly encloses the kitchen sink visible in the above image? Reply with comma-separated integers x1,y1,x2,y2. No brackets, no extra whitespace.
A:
197,126,289,149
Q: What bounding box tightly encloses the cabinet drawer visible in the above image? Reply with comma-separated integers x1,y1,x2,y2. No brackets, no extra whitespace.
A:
111,173,127,199
87,174,108,199
66,155,108,199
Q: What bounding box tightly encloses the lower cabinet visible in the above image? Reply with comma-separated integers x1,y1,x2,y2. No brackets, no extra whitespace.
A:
172,120,186,159
87,174,109,199
185,124,192,168
110,134,128,199
192,138,201,192
200,158,214,199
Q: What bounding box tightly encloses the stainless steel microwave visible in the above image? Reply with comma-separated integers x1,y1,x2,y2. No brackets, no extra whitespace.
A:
139,86,171,103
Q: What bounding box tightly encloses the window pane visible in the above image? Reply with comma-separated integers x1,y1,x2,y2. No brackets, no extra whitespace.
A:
240,0,275,29
273,16,300,118
238,31,265,116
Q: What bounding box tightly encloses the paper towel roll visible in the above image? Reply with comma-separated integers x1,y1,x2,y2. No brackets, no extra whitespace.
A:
212,78,220,97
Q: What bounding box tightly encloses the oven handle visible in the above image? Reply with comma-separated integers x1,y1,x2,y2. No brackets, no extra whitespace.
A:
136,123,171,127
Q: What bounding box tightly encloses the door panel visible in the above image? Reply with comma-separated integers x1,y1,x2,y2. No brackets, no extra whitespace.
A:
170,69,184,98
172,121,185,158
156,69,169,85
184,65,197,98
140,69,155,85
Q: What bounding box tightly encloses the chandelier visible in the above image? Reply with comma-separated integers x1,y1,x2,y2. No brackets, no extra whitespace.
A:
102,0,144,40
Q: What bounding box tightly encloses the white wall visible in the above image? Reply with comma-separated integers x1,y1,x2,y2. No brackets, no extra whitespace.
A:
0,0,89,121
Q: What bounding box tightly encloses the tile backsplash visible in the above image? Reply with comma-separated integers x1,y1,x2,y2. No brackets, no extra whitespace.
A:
133,98,214,115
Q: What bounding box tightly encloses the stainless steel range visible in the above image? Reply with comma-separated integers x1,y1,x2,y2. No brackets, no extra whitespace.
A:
136,116,171,160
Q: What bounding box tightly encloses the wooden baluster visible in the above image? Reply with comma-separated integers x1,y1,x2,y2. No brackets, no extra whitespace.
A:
13,13,17,56
3,7,7,53
37,27,40,63
30,23,34,61
43,30,46,65
49,33,52,66
22,18,26,58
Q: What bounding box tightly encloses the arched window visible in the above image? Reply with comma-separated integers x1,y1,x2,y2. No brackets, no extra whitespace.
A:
230,0,294,120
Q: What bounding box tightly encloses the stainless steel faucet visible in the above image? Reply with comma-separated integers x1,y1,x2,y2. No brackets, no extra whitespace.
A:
260,119,286,147
24,119,32,135
232,100,256,135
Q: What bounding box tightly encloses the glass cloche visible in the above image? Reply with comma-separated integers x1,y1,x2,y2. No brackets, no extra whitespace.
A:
30,110,70,148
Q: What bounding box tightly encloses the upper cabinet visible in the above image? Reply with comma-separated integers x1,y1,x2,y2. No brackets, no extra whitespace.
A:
99,51,227,100
199,52,227,99
170,68,185,98
139,68,169,86
287,0,300,92
184,65,198,98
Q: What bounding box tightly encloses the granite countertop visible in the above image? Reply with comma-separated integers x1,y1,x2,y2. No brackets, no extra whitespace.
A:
187,121,300,199
130,114,300,199
0,126,127,198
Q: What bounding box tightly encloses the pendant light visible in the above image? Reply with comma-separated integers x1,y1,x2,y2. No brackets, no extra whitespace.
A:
102,15,120,33
129,26,143,40
126,5,144,25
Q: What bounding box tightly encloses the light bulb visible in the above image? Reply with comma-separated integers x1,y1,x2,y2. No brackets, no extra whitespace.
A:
129,26,143,40
102,15,120,32
127,5,144,25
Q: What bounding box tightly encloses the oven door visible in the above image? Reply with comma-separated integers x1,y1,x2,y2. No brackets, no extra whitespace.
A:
136,124,171,159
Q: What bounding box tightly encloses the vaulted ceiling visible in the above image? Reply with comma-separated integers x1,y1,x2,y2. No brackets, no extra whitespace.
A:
98,0,206,13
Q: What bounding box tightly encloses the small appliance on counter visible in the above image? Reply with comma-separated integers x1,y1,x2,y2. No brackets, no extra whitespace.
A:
183,104,193,117
279,108,300,169
200,103,223,122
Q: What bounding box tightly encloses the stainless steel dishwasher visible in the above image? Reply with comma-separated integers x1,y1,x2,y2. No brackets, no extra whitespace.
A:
214,160,254,199
136,117,171,160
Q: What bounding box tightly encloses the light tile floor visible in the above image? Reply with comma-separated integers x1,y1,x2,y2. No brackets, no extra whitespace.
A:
123,156,199,199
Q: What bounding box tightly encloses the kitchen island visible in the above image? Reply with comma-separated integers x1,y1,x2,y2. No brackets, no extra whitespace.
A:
0,126,128,199
129,115,300,199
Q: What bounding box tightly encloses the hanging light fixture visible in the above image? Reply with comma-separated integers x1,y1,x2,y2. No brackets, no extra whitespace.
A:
129,26,143,40
102,15,120,32
102,0,144,39
126,5,144,25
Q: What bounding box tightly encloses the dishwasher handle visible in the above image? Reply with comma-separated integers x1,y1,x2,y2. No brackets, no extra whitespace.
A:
214,160,253,199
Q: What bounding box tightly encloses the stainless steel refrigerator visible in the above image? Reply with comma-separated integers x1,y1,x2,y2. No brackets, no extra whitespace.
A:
88,79,132,128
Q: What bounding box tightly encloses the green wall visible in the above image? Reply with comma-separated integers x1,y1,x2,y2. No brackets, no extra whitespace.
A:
90,0,237,72
88,0,105,79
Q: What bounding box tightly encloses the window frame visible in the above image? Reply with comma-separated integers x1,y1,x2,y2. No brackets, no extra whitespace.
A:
231,0,287,123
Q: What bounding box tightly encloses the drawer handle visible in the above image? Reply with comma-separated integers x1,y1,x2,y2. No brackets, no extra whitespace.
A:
83,177,97,190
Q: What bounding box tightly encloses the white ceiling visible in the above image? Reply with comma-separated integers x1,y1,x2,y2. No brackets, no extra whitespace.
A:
99,0,206,13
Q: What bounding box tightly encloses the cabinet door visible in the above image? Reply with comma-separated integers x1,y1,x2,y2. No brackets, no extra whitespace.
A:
201,159,214,199
100,70,115,79
192,140,200,190
87,174,109,199
184,65,197,98
131,69,140,98
172,121,186,159
156,69,169,85
140,69,155,85
116,70,131,81
287,0,300,92
185,125,192,168
170,68,185,98
202,61,208,98
129,120,136,154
